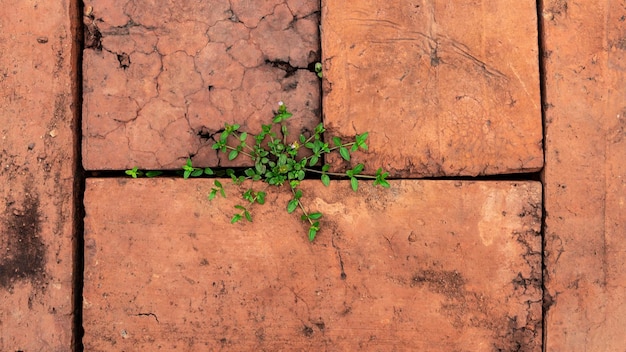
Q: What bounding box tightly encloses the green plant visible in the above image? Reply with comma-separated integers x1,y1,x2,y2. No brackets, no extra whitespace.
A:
210,102,389,241
314,62,323,78
182,158,213,179
125,102,390,242
124,167,162,178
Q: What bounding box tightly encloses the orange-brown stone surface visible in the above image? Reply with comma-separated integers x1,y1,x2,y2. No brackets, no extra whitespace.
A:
322,0,543,177
542,1,626,350
0,1,79,350
82,0,321,171
84,178,542,351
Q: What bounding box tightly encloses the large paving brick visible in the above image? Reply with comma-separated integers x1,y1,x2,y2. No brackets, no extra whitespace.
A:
322,0,543,177
84,178,541,351
542,1,626,350
82,0,321,171
0,1,78,351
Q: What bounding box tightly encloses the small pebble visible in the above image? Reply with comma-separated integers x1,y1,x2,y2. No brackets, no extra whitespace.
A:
37,37,48,44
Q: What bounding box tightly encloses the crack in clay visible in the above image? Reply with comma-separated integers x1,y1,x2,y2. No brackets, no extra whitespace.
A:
83,0,320,170
331,235,347,280
136,312,160,323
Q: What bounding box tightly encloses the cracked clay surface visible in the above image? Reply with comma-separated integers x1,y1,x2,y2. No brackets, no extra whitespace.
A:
83,0,321,170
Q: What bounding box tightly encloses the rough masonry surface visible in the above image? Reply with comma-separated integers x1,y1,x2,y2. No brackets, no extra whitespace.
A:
83,0,321,170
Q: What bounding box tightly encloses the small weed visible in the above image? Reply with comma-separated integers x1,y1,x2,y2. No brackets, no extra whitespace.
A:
124,167,162,178
314,62,323,78
126,102,389,242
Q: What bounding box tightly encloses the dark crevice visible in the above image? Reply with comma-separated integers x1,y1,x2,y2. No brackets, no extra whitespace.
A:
85,168,542,183
265,59,298,77
536,0,550,351
73,1,86,351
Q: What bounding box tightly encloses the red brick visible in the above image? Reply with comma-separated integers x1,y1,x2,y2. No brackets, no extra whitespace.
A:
542,1,626,350
0,1,78,350
82,0,321,171
322,0,543,177
84,179,541,351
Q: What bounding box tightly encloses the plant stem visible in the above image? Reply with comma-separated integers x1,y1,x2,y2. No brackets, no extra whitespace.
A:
224,145,254,159
291,187,313,225
303,167,377,179
328,142,356,152
231,132,256,153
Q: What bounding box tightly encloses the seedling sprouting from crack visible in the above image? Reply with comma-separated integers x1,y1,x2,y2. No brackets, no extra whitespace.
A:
126,102,389,241
314,62,323,78
125,167,162,178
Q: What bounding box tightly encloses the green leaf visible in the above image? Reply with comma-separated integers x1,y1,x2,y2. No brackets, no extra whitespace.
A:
309,228,318,241
231,214,242,224
243,189,254,202
321,174,330,186
322,164,330,172
214,180,223,188
191,169,203,177
308,212,323,220
294,189,303,199
356,132,368,145
145,171,163,178
350,177,358,192
125,168,138,178
244,210,252,222
273,112,292,123
287,199,299,213
208,190,217,200
309,155,319,166
220,131,229,142
339,147,350,161
315,62,322,74
352,163,364,175
256,191,266,204
308,222,320,241
234,205,246,211
204,168,214,175
183,170,191,179
332,136,342,147
374,168,391,188
239,132,248,142
228,149,239,160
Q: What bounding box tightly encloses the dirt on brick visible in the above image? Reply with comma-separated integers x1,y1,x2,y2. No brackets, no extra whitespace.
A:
0,1,79,350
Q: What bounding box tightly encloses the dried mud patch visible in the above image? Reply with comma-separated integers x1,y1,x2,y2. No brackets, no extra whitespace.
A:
0,187,47,293
410,268,539,351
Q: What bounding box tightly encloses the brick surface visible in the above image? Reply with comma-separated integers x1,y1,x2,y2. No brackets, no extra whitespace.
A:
322,0,543,177
84,179,541,351
82,0,321,171
0,1,78,351
542,1,626,350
